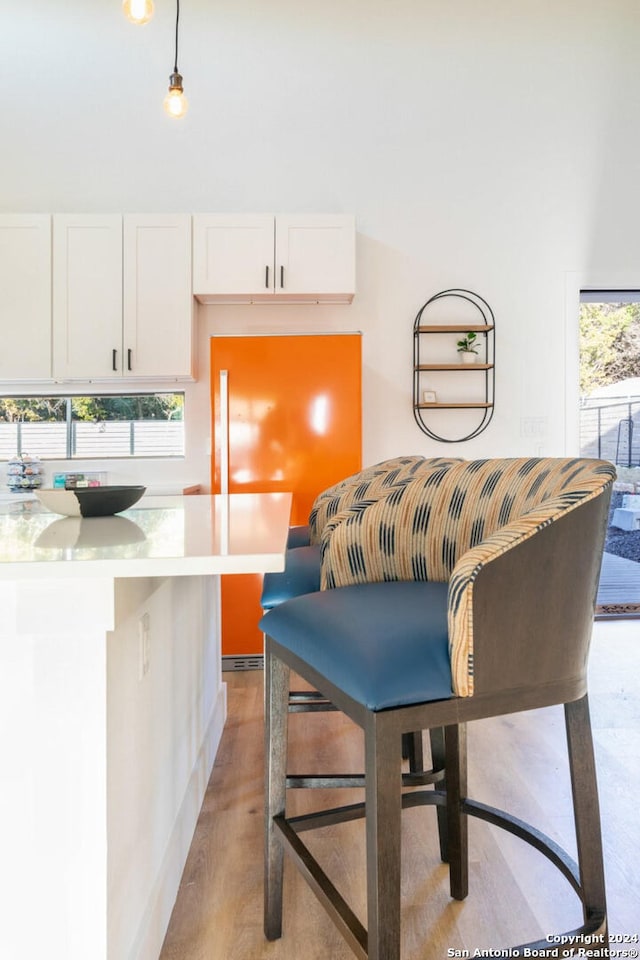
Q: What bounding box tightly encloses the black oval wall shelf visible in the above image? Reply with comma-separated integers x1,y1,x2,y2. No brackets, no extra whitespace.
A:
413,288,495,442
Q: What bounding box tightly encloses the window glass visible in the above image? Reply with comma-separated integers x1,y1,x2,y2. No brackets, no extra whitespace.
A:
0,393,184,459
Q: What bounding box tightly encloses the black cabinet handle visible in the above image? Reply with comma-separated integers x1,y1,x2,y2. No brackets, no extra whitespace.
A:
280,265,284,289
112,348,117,371
127,349,132,371
265,265,270,289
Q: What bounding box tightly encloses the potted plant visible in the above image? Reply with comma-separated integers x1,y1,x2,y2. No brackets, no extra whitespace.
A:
457,331,479,364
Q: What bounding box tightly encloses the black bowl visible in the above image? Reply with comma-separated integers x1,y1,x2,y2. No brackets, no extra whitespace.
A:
37,485,146,517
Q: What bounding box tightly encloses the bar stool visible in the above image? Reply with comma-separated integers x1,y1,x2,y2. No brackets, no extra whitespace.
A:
260,456,462,839
262,457,615,959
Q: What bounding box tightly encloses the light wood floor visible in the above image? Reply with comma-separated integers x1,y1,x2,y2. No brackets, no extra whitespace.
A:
159,619,640,960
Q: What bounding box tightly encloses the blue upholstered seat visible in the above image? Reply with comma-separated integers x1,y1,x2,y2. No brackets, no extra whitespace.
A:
286,525,310,549
259,580,452,710
260,545,321,611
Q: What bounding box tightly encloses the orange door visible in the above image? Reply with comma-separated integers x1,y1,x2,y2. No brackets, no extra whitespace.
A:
210,333,362,657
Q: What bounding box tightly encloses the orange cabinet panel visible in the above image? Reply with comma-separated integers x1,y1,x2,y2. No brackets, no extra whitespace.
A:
211,333,362,657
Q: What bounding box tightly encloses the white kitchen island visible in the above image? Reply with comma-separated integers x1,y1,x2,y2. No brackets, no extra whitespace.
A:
0,492,291,960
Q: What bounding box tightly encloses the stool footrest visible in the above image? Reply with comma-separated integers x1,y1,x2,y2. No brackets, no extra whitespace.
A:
462,798,580,895
272,791,607,955
288,689,338,713
275,814,368,960
286,767,445,790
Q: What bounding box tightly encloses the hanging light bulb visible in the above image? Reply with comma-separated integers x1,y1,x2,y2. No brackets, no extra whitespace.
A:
164,72,189,119
122,0,154,25
163,0,189,119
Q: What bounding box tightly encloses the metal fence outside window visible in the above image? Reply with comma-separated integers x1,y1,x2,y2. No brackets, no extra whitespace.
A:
580,397,640,467
0,420,184,460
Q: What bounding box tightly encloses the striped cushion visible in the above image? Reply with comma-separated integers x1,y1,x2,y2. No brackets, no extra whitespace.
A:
262,458,460,611
319,457,616,697
318,459,459,580
308,456,427,545
309,456,463,545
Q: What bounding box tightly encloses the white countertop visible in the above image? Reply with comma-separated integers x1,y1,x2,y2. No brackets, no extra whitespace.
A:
0,492,292,579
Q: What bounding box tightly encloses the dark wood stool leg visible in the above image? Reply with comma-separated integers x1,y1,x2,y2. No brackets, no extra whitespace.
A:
365,715,403,960
445,722,468,901
402,731,424,770
264,645,290,941
565,695,608,944
402,728,449,860
429,726,449,862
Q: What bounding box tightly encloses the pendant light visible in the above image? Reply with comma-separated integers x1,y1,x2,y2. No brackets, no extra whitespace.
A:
163,0,189,119
122,0,154,25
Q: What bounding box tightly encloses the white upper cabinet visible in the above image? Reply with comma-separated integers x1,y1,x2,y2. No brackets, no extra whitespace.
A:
275,215,356,299
53,214,193,381
0,215,52,381
192,214,275,300
53,215,123,380
123,215,193,378
192,214,355,303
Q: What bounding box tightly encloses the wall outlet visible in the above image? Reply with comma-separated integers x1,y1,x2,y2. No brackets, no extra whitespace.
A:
138,612,151,680
521,417,548,438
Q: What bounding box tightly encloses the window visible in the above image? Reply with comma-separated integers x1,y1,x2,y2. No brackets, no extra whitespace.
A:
0,393,184,460
579,290,640,467
579,289,640,619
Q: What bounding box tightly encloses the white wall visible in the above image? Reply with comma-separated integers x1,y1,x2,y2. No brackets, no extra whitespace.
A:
4,0,640,487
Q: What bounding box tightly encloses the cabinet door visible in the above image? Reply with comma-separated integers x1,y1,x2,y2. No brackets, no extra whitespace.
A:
123,215,193,378
52,215,123,379
0,215,52,380
275,214,355,301
192,214,275,301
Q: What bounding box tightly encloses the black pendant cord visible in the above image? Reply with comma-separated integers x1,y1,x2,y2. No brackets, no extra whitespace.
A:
173,0,180,73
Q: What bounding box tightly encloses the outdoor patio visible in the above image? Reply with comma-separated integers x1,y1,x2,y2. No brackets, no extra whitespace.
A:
597,551,640,616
